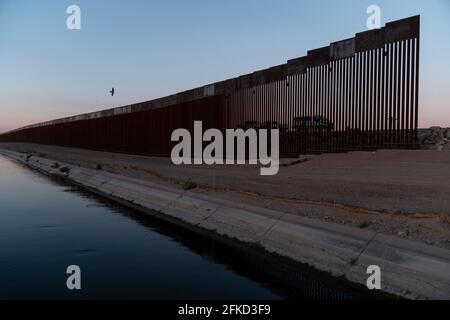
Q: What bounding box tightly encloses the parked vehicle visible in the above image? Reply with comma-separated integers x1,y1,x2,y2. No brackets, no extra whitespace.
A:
259,121,289,131
293,116,334,131
261,121,280,129
240,120,260,130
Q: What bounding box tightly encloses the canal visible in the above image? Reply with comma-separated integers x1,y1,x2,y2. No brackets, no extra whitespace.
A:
0,155,371,300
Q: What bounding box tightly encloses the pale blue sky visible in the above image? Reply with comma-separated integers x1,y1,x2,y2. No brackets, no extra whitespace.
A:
0,0,449,132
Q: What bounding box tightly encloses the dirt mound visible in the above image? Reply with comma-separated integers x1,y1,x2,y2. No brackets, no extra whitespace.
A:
418,127,450,150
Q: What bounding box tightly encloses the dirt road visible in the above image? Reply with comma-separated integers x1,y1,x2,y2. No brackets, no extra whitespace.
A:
1,142,449,249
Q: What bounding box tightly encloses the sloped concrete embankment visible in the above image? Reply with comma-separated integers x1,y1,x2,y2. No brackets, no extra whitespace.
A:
1,149,449,300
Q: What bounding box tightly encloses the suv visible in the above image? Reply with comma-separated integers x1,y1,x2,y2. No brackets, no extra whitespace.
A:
261,121,280,129
260,121,289,132
293,116,334,131
240,121,260,130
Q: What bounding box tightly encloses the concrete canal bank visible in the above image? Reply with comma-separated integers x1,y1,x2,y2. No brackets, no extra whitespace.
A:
1,148,449,300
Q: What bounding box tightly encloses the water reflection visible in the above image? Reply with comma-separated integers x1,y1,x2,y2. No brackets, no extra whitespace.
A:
0,155,373,300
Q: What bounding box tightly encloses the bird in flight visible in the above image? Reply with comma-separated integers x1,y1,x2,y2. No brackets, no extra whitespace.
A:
109,87,115,96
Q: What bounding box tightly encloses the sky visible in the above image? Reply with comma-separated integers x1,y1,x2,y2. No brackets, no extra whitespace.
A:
0,0,449,133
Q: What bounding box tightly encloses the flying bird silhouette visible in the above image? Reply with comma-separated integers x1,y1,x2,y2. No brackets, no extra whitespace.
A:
109,87,115,96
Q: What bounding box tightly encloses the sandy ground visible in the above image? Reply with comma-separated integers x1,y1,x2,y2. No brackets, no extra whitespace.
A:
1,142,449,249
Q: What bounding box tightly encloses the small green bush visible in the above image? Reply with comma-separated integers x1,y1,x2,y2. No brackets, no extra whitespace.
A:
183,179,197,191
359,221,371,229
60,167,71,174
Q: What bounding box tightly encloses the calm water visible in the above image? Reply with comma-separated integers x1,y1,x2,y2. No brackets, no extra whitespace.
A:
0,156,283,300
